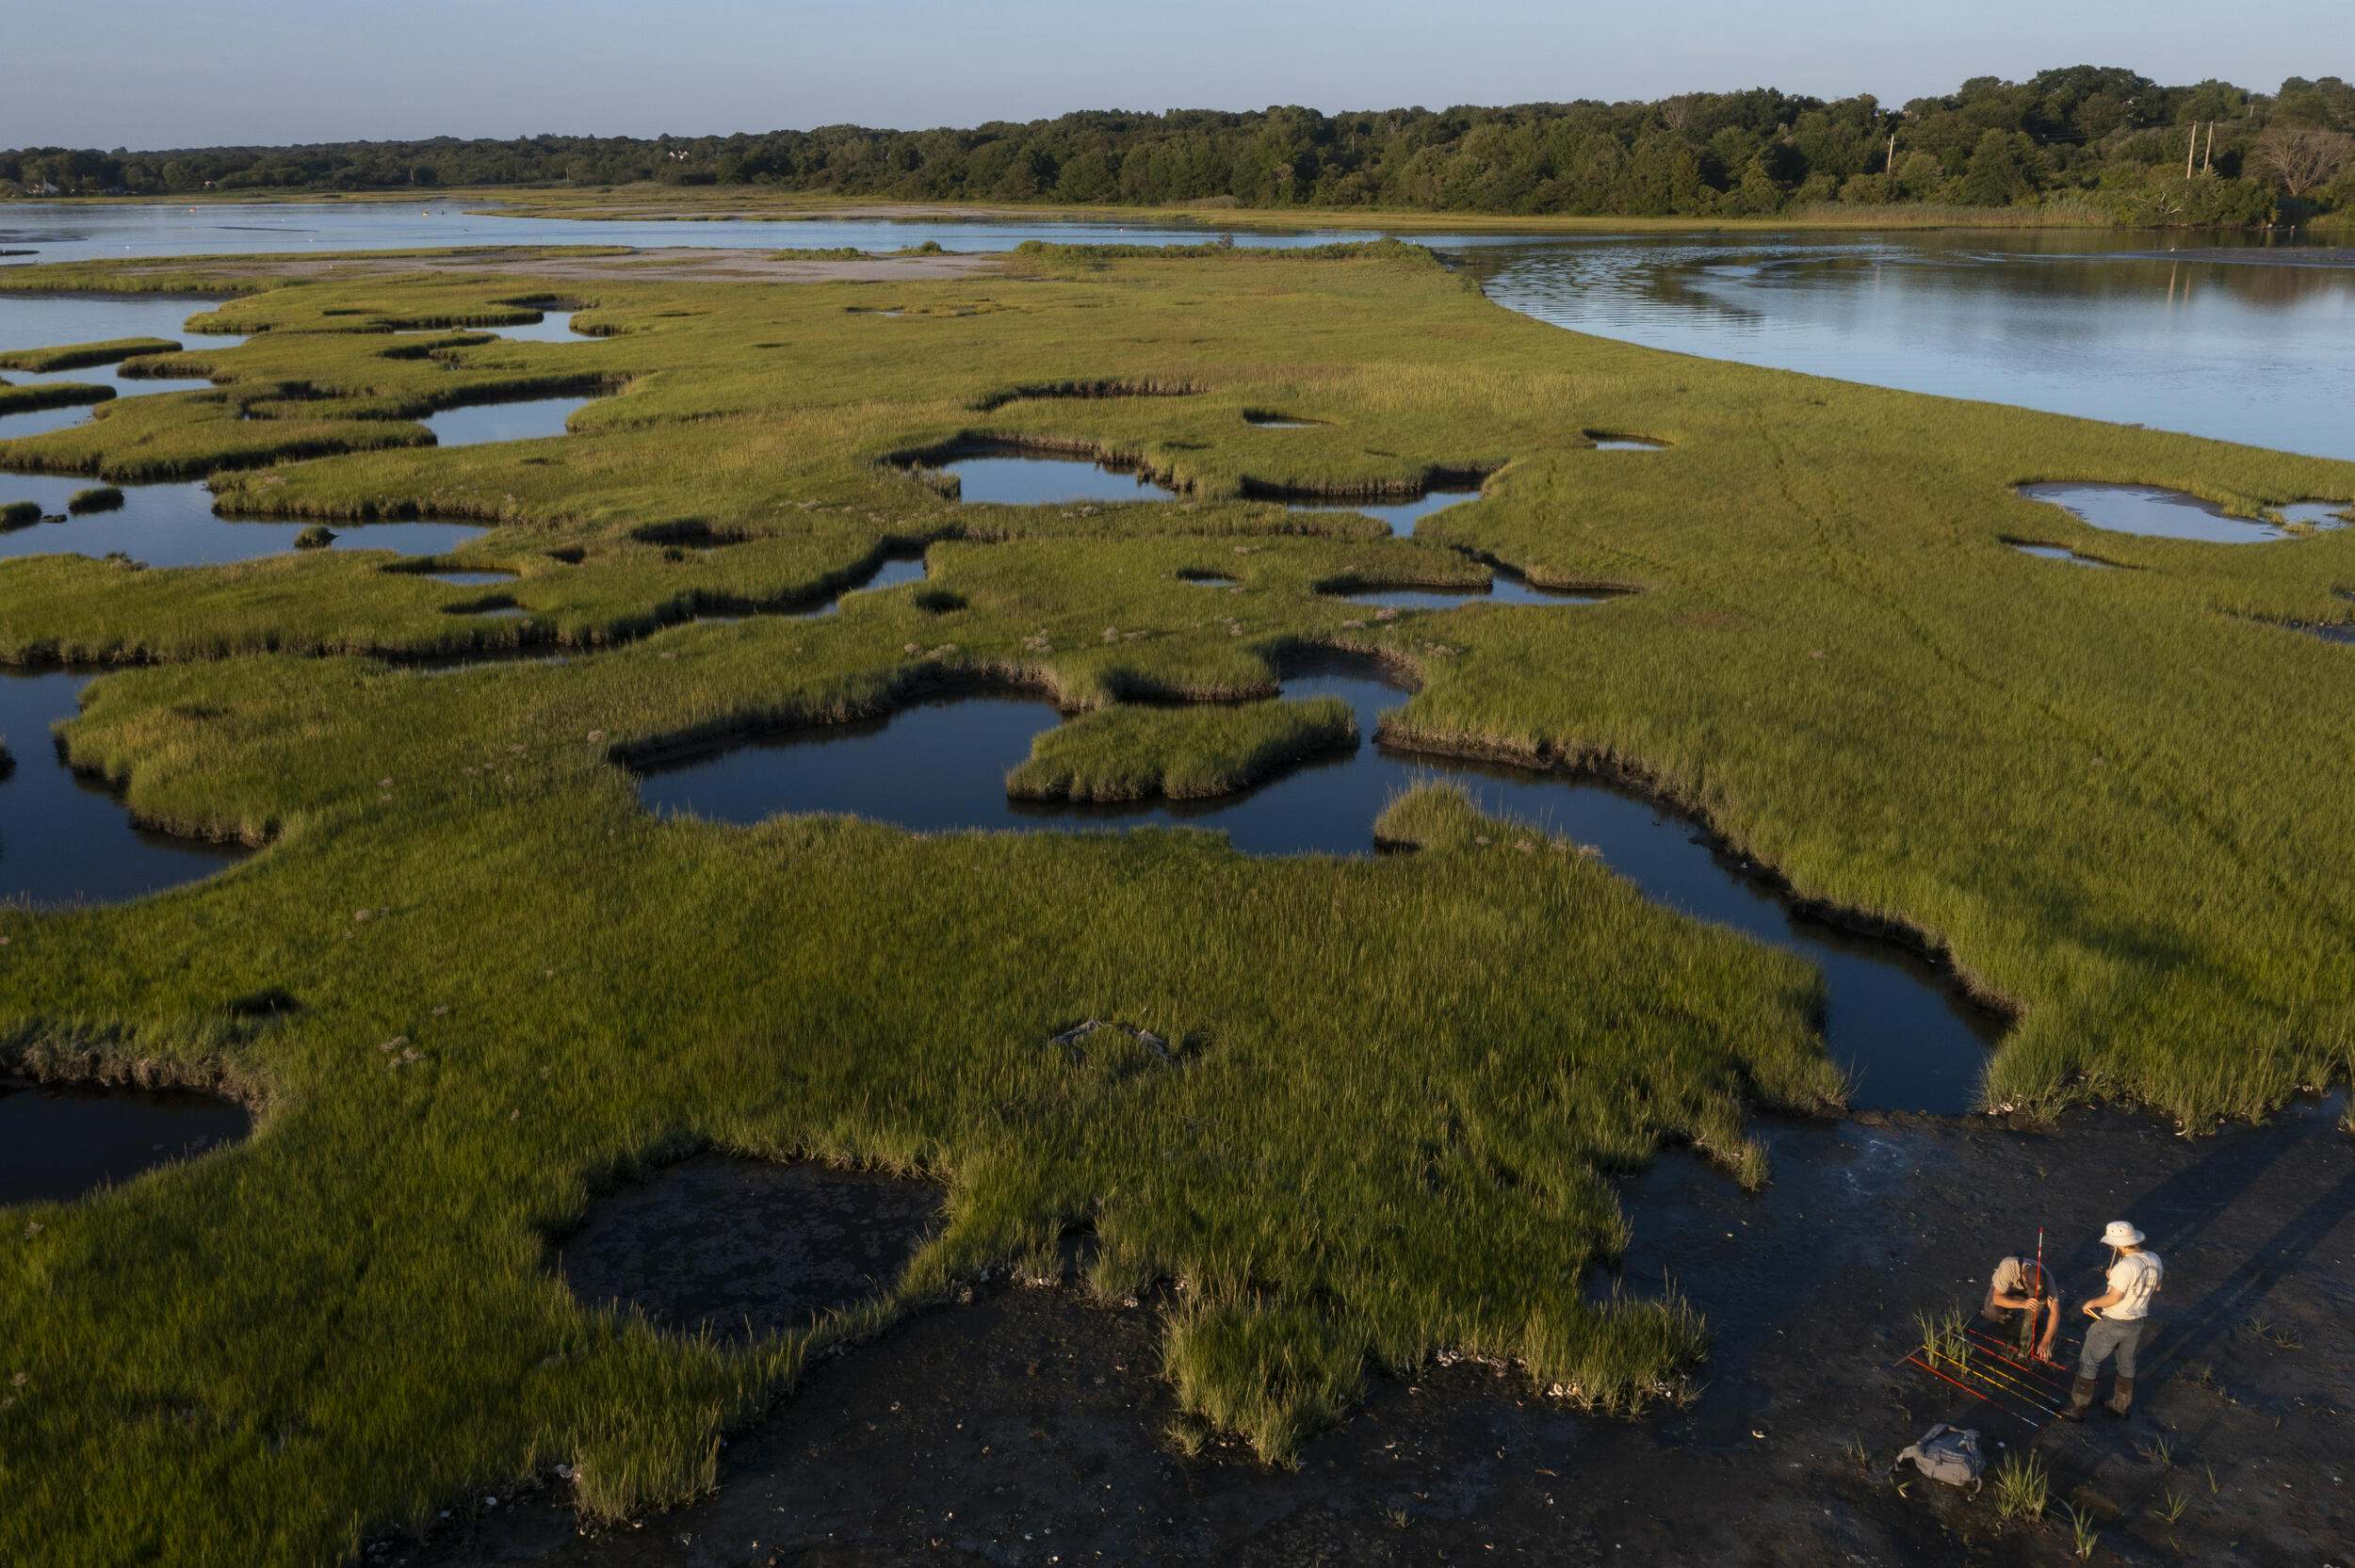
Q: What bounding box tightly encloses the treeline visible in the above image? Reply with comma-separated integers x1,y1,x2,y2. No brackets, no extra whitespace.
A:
9,67,2355,225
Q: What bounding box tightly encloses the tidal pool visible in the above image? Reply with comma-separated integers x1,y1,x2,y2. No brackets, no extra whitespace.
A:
635,654,1998,1112
0,1078,250,1205
1283,486,1483,538
2019,482,2296,544
2007,542,2114,569
794,551,927,614
929,447,1482,536
0,474,484,568
0,669,248,905
469,309,591,343
421,394,595,447
934,445,1178,506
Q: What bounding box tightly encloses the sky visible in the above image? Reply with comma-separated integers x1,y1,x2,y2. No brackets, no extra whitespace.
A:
5,0,2340,149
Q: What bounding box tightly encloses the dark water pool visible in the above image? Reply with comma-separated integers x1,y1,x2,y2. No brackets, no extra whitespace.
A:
0,1078,250,1204
0,474,484,568
637,655,1998,1112
0,669,248,906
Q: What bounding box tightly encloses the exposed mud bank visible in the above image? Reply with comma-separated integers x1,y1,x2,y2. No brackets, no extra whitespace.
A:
386,1098,2354,1567
554,1155,946,1343
966,379,1209,413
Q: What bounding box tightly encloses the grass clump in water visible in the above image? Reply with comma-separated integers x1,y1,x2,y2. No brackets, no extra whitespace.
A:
66,485,124,514
0,337,180,373
1005,695,1354,801
0,380,114,416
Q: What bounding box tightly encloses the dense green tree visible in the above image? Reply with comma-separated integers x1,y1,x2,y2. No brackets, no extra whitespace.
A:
7,66,2345,222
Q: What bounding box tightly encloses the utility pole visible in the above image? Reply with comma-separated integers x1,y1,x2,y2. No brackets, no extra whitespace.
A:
2202,121,2214,172
2185,122,2198,179
1887,131,1898,174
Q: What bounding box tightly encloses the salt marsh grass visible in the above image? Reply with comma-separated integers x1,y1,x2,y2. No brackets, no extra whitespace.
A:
1,238,2351,1564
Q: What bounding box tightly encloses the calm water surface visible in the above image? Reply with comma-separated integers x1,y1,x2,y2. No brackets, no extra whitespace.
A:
0,669,248,905
0,293,246,439
1462,233,2355,460
2018,481,2291,543
423,395,595,447
0,1078,249,1204
0,474,483,567
638,654,1997,1112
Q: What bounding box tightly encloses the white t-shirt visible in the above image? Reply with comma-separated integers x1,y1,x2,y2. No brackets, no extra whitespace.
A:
2103,1252,2163,1320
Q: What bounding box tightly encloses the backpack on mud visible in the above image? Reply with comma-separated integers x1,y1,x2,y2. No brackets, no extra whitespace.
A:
1894,1424,1985,1490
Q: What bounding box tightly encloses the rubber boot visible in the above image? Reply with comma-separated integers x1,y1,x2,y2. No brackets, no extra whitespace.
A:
2059,1375,2097,1421
2104,1376,2134,1417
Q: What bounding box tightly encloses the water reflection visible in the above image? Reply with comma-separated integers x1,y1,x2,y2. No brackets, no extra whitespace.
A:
1465,233,2355,461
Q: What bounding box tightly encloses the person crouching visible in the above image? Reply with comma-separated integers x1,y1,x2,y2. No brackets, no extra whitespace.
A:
1982,1253,2061,1365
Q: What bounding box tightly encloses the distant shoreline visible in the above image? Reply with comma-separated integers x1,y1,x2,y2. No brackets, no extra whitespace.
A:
8,185,2315,237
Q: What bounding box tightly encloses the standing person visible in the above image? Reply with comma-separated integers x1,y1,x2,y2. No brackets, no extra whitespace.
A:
1982,1253,2061,1364
2061,1220,2164,1420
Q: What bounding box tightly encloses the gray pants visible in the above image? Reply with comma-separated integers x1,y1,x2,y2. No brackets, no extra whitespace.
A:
2079,1316,2147,1380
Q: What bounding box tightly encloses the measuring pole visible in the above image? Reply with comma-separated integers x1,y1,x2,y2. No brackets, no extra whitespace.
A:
1906,1354,2045,1428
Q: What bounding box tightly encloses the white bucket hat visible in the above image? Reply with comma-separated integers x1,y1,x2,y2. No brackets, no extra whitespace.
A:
2102,1220,2145,1248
